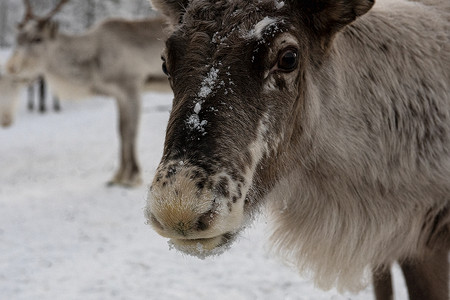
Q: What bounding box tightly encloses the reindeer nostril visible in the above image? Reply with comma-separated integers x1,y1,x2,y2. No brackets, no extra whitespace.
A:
196,209,216,231
196,219,209,231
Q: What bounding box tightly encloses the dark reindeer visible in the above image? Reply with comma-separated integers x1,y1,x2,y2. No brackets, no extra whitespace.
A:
6,0,167,186
145,0,449,299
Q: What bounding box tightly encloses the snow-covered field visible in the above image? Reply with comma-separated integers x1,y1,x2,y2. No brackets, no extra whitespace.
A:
0,51,409,300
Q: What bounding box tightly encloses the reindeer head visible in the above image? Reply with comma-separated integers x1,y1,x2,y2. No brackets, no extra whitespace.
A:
6,0,69,78
145,0,374,257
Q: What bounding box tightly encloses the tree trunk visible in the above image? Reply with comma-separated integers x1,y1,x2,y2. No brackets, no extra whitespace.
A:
0,1,8,47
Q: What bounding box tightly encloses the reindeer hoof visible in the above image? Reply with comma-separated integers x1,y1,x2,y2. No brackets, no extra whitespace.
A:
107,175,142,188
1,116,13,127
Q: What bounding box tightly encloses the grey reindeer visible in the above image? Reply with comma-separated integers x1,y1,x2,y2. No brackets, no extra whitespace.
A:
7,0,168,187
145,0,450,299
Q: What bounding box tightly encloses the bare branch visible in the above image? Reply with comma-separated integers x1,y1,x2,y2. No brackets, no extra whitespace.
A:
43,0,70,20
20,0,34,26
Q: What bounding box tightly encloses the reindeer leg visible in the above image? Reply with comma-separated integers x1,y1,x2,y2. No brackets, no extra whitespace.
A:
53,96,61,112
27,84,34,111
372,266,393,300
400,249,449,300
38,77,46,113
108,87,142,187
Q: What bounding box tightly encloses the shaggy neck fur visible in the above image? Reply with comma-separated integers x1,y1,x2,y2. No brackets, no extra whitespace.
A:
266,0,449,291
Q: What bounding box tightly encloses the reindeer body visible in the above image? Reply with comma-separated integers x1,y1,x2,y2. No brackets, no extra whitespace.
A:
7,1,168,186
146,0,449,298
42,19,165,101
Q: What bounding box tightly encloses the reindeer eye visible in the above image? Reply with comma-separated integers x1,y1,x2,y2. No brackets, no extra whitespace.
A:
277,48,298,72
161,57,170,77
162,62,169,76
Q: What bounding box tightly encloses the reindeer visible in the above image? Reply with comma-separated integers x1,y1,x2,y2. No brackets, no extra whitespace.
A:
145,0,450,299
6,0,168,187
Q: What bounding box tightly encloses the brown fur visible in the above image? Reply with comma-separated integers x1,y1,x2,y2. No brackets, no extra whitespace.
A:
146,0,449,297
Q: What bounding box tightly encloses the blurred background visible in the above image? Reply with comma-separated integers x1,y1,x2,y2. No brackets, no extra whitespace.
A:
0,0,155,48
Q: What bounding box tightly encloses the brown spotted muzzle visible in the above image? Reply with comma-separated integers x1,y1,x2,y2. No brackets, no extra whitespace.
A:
145,163,246,256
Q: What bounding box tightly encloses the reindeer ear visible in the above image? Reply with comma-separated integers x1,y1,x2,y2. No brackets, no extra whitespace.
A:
299,0,374,36
150,0,190,25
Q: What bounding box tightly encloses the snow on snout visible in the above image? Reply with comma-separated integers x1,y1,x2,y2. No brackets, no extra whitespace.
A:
186,67,220,135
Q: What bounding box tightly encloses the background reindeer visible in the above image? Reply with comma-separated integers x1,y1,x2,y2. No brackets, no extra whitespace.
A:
7,0,168,186
145,0,450,299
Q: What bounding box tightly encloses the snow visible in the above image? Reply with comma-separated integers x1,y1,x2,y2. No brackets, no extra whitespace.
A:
168,236,233,260
198,67,219,99
247,17,278,40
187,113,208,134
194,102,202,114
186,67,221,134
275,1,285,9
0,50,409,299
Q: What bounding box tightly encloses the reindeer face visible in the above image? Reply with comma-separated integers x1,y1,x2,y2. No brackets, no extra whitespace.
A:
6,19,58,79
146,0,313,257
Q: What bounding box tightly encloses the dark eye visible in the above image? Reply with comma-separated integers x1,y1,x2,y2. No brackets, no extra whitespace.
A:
32,37,42,44
277,48,298,72
161,57,169,76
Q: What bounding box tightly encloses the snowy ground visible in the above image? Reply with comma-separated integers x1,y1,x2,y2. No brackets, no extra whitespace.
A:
0,51,409,300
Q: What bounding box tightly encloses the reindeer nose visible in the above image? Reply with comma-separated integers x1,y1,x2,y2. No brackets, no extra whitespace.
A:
145,165,224,239
146,163,247,256
146,202,216,238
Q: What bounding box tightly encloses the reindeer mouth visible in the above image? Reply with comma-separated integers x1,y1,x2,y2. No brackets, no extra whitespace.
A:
168,232,236,259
